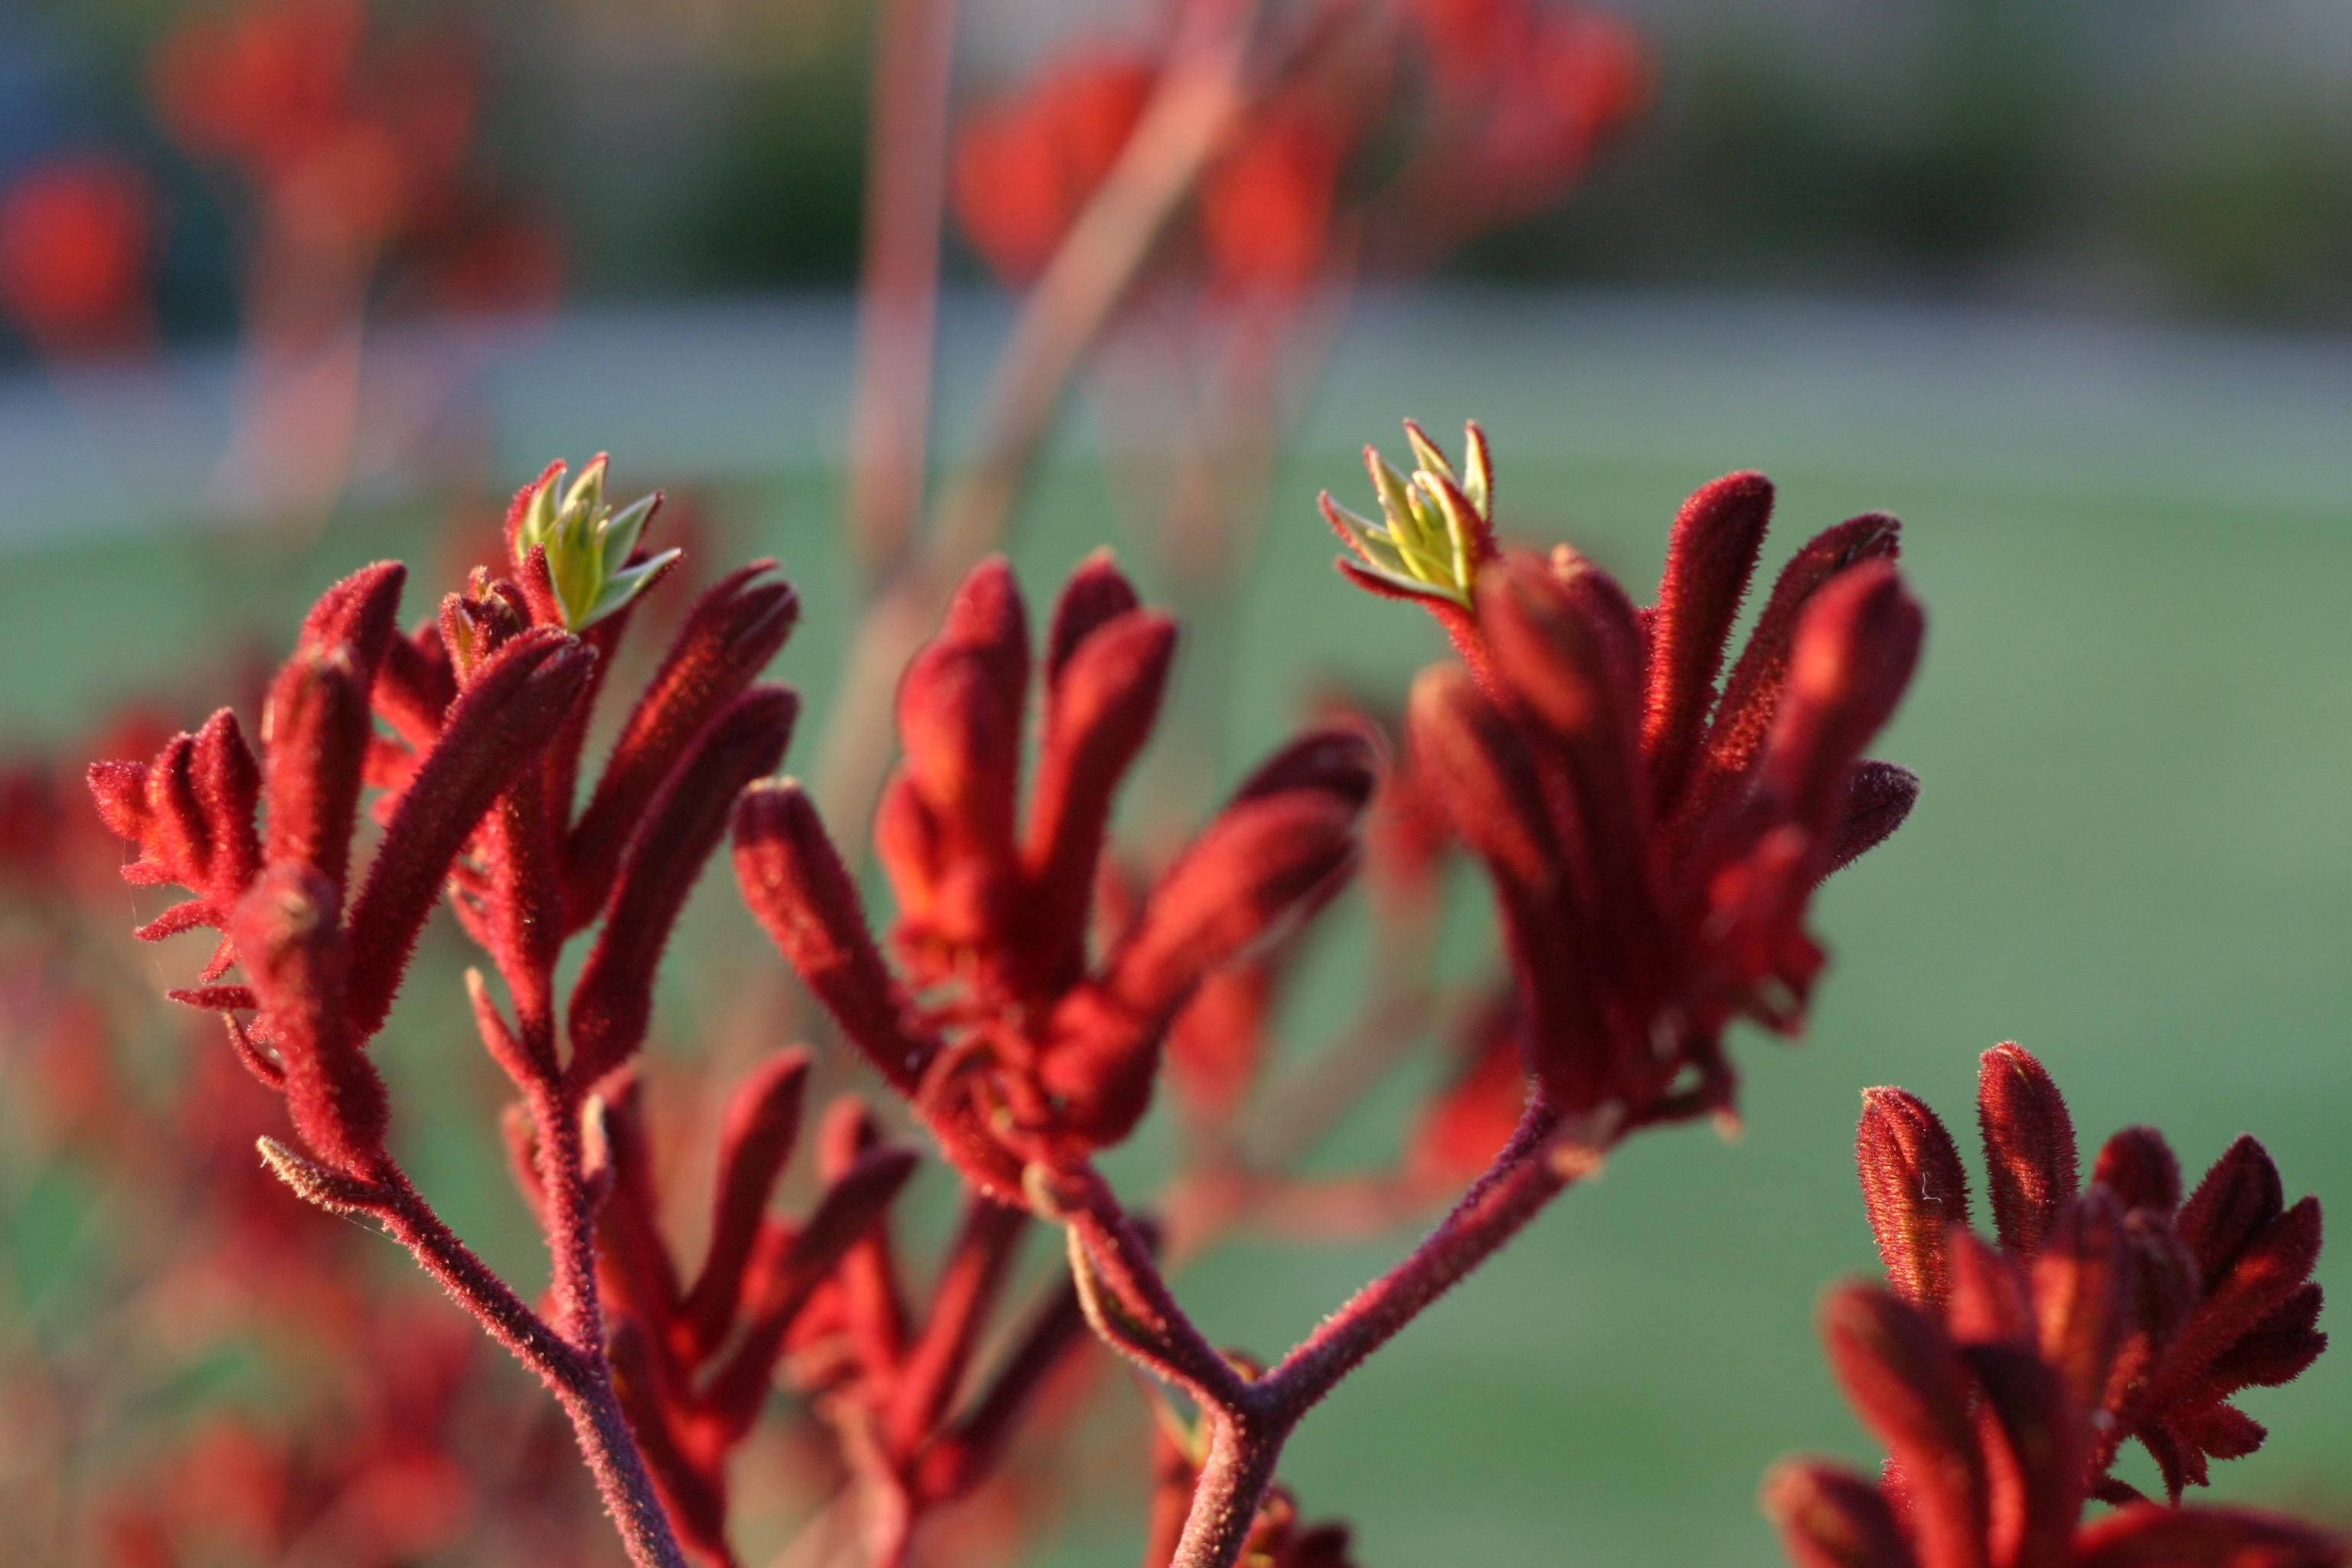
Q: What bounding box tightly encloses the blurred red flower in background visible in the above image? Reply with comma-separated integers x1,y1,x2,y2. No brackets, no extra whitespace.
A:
0,157,157,352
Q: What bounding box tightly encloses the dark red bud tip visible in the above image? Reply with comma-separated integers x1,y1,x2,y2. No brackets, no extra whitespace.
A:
682,1048,815,1354
1977,1043,2079,1256
232,863,387,1178
1045,548,1142,691
731,779,935,1094
1024,608,1179,982
1759,1461,1909,1568
1857,1087,1973,1307
1825,761,1919,877
1478,551,1643,741
2095,1125,2183,1214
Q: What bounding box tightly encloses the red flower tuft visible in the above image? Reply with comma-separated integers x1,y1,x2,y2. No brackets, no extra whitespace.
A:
1397,467,1922,1130
1767,1278,2345,1568
734,554,1375,1195
1851,1044,2328,1504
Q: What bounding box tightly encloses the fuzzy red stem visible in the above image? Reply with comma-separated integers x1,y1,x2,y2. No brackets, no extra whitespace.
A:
286,1168,690,1568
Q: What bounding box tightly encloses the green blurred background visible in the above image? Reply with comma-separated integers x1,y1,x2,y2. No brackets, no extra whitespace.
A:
2,0,2350,1563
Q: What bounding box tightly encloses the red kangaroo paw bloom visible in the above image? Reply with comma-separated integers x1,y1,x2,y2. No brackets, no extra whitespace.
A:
1384,455,1922,1131
735,554,1374,1194
1847,1044,2328,1504
1772,1275,2346,1568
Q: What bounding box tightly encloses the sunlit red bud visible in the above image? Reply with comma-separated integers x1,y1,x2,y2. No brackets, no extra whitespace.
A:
232,862,387,1178
680,1049,812,1359
1760,1460,1911,1568
343,628,593,1040
1644,471,1772,808
569,686,797,1081
2095,1126,2183,1215
2071,1502,2347,1568
255,564,404,891
260,651,374,897
1977,1043,2079,1257
731,779,936,1093
1818,1284,1988,1568
372,622,458,746
564,562,797,926
891,560,1030,946
1022,606,1178,985
1857,1087,1972,1308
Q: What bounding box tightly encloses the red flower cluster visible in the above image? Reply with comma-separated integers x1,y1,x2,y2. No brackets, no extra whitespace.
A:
733,554,1374,1196
1769,1278,2343,1568
1341,431,1922,1131
0,156,156,351
1852,1044,2328,1504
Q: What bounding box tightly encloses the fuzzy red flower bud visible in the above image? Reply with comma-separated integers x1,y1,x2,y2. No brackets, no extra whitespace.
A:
679,1049,812,1358
2095,1126,2184,1215
1645,471,1773,806
564,562,798,928
569,685,797,1082
731,779,936,1095
344,628,594,1040
1978,1041,2080,1256
233,862,389,1178
1857,1086,1972,1308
